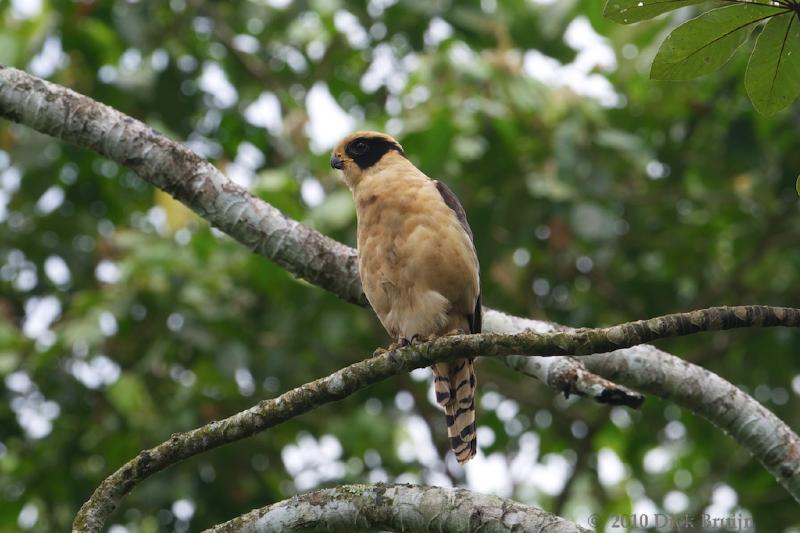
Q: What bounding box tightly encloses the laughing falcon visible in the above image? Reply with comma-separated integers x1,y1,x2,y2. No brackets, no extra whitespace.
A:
331,131,481,463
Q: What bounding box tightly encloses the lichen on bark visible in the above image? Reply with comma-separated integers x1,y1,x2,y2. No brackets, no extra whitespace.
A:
203,484,591,532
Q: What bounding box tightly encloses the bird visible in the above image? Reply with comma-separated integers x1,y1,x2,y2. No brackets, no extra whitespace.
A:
331,131,481,463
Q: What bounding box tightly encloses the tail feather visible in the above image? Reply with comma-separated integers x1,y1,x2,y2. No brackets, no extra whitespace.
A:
433,358,477,464
432,362,452,407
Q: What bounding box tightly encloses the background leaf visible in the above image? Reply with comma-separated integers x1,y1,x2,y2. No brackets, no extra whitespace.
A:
651,4,784,80
746,13,800,116
603,0,707,25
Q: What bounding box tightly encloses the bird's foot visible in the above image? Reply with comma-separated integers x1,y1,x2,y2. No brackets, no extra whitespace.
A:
407,333,448,345
410,334,432,345
373,340,404,357
375,336,416,355
379,335,439,356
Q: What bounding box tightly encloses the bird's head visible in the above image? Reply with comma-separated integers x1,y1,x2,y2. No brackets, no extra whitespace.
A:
330,131,406,188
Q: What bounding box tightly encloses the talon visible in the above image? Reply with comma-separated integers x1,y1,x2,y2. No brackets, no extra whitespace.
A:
377,340,404,355
410,334,430,345
375,339,408,356
372,347,388,357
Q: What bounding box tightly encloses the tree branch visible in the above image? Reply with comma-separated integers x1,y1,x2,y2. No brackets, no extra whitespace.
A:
202,483,591,532
71,305,800,531
0,65,365,305
584,346,800,501
484,309,645,407
488,314,800,504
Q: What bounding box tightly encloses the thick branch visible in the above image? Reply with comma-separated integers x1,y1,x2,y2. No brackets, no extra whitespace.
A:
202,483,590,532
0,64,635,409
584,346,800,500
72,305,800,531
0,65,364,305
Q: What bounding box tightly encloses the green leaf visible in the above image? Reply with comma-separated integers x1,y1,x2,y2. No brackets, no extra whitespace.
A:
651,4,783,80
604,0,707,25
746,13,800,116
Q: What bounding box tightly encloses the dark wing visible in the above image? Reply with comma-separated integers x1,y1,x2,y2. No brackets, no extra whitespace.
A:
435,180,482,334
472,294,482,335
435,180,473,241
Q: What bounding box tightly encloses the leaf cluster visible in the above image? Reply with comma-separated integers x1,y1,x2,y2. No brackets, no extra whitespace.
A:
605,0,800,114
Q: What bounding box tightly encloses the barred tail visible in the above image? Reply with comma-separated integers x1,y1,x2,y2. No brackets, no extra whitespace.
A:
432,358,477,464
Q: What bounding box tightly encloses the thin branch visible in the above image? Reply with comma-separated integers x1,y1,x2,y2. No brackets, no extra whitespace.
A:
71,304,800,531
488,310,644,407
202,483,591,532
437,305,800,360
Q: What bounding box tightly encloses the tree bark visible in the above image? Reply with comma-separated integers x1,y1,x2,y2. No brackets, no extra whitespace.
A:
203,483,591,533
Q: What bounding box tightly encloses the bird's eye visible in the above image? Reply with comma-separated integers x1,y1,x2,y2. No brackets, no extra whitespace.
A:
351,141,369,155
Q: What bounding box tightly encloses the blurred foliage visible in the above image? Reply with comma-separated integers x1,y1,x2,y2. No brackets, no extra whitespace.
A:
1,0,799,531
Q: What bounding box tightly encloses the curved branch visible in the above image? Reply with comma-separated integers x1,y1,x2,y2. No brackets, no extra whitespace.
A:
202,483,590,532
0,65,364,305
0,64,638,409
584,346,800,501
72,305,800,531
488,313,800,504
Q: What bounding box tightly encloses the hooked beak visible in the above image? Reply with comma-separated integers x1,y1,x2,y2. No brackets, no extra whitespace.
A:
330,154,344,170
